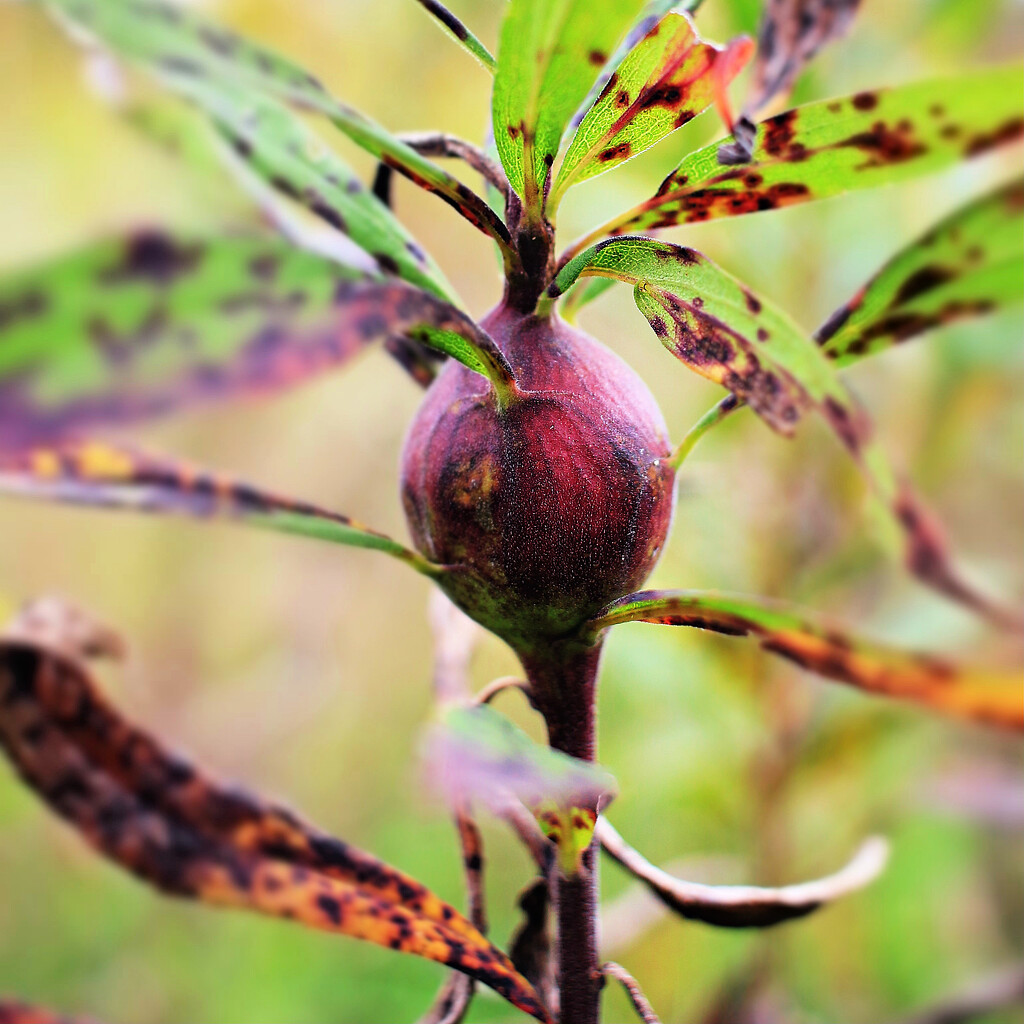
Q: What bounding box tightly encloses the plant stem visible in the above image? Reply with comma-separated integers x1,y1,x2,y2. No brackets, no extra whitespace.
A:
519,641,604,1024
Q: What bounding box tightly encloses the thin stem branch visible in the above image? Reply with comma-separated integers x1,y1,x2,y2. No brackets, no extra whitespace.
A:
602,963,662,1024
668,394,744,470
519,642,605,1024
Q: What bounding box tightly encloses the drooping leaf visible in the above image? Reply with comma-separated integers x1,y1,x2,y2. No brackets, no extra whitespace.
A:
492,0,643,210
552,12,751,202
0,231,514,448
568,65,1024,248
412,0,496,72
551,237,1022,627
39,0,513,254
0,441,440,575
195,84,456,301
818,178,1024,363
423,704,617,875
587,590,1024,729
552,236,856,432
717,0,861,164
599,819,890,928
0,607,551,1023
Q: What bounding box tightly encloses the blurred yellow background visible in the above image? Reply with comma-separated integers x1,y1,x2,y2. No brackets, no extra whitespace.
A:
0,1,1022,1021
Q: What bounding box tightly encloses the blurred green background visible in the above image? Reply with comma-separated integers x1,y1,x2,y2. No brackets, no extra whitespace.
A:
1,1,1022,1021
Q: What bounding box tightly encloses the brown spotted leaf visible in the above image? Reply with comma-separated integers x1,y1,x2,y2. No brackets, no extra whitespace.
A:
818,178,1024,363
566,65,1023,249
0,441,440,574
0,231,514,450
551,237,1022,628
552,11,752,201
587,590,1024,729
718,0,861,163
599,818,889,928
0,611,551,1023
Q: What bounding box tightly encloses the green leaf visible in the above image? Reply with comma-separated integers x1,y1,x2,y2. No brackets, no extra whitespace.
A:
569,64,1024,248
552,11,751,202
40,0,512,254
412,0,497,72
0,231,513,447
564,0,697,137
818,178,1024,364
0,608,551,1022
587,589,1024,729
204,85,456,301
552,236,846,432
425,704,617,875
0,440,440,575
492,0,643,212
551,237,1022,627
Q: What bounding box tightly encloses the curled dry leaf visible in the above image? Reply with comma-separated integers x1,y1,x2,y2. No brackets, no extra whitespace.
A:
0,605,551,1023
598,819,889,928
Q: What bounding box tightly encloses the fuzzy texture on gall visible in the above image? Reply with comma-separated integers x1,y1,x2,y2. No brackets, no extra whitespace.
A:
401,305,676,651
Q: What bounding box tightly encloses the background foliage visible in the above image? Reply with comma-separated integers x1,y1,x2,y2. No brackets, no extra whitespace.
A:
0,0,1021,1021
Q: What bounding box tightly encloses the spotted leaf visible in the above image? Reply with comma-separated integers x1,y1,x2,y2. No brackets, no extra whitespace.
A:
587,590,1024,729
570,65,1023,246
0,231,514,449
565,0,696,136
423,704,617,876
599,819,889,928
551,237,1022,627
818,178,1024,364
0,607,551,1023
492,0,644,211
39,0,512,254
718,0,861,164
0,441,440,575
553,12,752,202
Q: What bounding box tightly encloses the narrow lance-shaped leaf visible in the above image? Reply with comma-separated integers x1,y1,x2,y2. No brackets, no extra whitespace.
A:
818,178,1024,363
586,589,1024,729
551,237,1022,628
40,0,513,255
196,83,457,302
599,819,889,928
492,0,644,211
412,0,497,73
0,603,551,1023
718,0,861,164
552,11,752,203
565,0,696,135
0,231,514,449
423,704,617,876
566,65,1023,252
0,441,441,576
